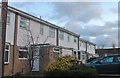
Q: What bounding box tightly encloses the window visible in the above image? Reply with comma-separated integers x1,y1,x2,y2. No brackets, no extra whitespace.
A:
78,51,81,60
19,47,28,59
4,43,10,64
59,31,64,40
100,57,114,63
49,27,55,38
74,51,76,57
117,56,120,62
53,48,60,59
53,48,60,52
40,24,44,35
74,37,77,43
20,16,29,29
81,52,85,60
54,52,59,59
68,34,70,42
7,11,10,25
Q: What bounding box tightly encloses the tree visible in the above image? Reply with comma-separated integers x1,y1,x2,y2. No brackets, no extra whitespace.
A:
22,28,50,74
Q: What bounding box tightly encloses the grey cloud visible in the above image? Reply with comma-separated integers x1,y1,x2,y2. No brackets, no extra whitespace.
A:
65,20,118,48
50,2,103,23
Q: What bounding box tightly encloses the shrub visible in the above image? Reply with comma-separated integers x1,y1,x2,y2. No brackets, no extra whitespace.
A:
44,56,76,71
44,56,97,77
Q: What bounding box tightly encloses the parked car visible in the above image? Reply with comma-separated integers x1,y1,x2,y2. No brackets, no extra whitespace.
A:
86,54,120,75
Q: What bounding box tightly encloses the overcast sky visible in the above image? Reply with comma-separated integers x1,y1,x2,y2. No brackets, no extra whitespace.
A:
6,0,118,48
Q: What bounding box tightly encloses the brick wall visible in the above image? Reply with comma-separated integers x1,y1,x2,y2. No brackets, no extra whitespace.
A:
4,45,30,76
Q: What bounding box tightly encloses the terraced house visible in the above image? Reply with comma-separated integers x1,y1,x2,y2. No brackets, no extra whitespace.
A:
0,6,96,76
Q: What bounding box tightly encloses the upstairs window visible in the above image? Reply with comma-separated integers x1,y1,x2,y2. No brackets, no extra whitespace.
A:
49,27,55,38
7,11,10,25
59,31,64,40
74,37,77,43
4,43,10,64
40,24,44,35
68,34,70,42
19,47,28,59
20,16,29,29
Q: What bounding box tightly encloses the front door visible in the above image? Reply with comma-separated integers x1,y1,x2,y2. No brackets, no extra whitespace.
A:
32,47,40,71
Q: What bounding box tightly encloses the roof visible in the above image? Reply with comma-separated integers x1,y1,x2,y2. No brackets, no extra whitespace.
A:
6,5,79,37
80,38,96,46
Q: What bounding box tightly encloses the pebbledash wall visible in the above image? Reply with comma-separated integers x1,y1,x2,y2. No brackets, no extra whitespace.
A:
0,5,96,76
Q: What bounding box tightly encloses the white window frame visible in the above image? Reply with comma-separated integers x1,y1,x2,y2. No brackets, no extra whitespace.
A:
68,34,70,42
20,16,29,29
18,47,28,60
59,31,64,40
53,48,60,53
81,51,85,60
49,27,55,38
4,43,10,64
7,11,10,26
40,24,44,35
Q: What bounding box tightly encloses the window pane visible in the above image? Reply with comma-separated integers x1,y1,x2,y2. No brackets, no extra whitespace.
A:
54,48,60,52
40,24,44,35
59,31,64,40
19,51,28,58
100,57,113,63
74,37,77,43
68,35,70,42
78,52,80,60
5,45,9,50
4,43,10,63
49,27,55,37
19,47,28,59
20,16,29,29
4,51,9,62
54,52,59,59
117,56,120,62
74,51,76,57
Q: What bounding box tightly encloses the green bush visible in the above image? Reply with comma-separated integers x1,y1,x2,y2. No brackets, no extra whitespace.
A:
44,56,97,77
44,56,76,71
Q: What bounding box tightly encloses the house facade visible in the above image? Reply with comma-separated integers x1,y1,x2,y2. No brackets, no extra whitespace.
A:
74,38,96,64
0,6,80,76
0,6,96,76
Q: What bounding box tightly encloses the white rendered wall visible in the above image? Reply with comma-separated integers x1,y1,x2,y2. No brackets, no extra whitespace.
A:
59,31,78,50
62,49,73,56
17,18,56,46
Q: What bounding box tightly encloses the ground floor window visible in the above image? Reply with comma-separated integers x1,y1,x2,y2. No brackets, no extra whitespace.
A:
78,51,81,60
19,46,28,59
53,48,60,59
81,52,85,60
4,43,10,64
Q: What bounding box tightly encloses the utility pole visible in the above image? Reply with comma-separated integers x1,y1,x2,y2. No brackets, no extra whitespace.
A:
0,0,8,77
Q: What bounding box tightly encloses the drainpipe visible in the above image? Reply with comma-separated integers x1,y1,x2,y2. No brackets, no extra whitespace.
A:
78,35,80,50
12,13,18,75
56,29,59,46
85,42,88,63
